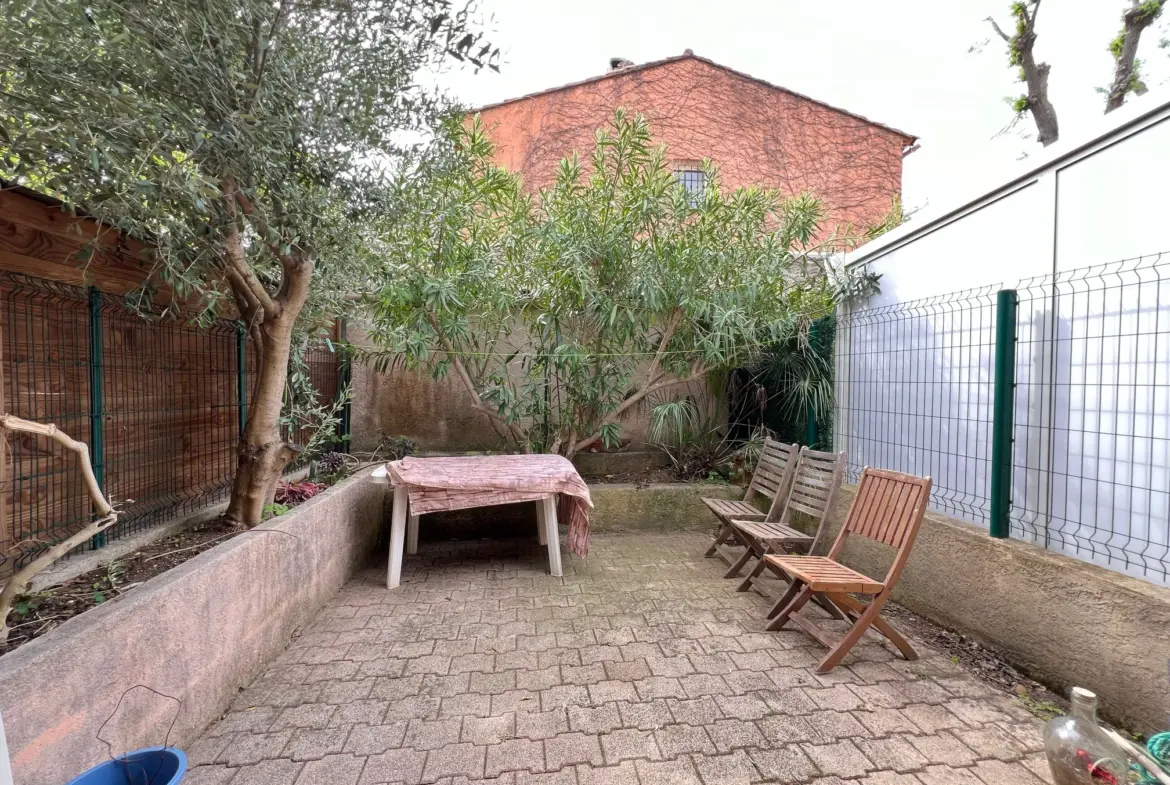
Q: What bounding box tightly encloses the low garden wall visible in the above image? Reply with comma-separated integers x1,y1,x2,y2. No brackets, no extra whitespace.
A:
803,484,1170,735
590,483,743,532
0,467,384,785
411,482,744,540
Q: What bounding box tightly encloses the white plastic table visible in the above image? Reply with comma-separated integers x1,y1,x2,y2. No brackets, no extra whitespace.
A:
370,464,563,588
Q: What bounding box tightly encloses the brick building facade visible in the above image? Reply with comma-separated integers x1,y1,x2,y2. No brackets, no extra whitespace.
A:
474,51,916,241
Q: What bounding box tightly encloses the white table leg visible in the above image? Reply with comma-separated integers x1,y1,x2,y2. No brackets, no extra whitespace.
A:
388,485,407,589
407,513,420,555
542,495,562,577
535,501,547,546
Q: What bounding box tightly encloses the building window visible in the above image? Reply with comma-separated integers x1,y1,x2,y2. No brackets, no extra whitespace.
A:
675,169,705,204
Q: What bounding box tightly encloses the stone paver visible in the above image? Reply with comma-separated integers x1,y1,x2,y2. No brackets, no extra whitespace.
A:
186,533,1046,785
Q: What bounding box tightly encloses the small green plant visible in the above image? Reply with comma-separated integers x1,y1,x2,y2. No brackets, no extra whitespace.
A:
1016,692,1064,721
381,435,417,462
705,471,730,485
12,594,45,618
313,451,350,485
263,503,291,520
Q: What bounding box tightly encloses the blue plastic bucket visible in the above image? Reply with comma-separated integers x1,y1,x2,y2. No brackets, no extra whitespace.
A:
66,747,186,785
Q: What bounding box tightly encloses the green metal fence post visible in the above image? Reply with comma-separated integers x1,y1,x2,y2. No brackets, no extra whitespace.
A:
237,323,248,438
87,286,106,547
989,288,1018,539
337,319,351,453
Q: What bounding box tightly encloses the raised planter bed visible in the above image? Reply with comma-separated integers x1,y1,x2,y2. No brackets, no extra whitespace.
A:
0,467,384,785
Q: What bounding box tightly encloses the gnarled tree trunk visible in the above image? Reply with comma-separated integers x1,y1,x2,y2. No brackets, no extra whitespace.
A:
988,1,1060,146
220,179,315,527
1105,0,1166,113
224,307,304,525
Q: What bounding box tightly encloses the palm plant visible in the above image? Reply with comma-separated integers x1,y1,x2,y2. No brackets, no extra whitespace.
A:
647,392,768,482
753,315,836,448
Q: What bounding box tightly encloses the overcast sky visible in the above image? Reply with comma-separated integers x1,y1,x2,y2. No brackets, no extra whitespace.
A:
435,0,1170,215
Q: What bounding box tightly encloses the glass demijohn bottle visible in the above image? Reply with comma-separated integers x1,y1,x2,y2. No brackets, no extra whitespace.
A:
1044,687,1129,785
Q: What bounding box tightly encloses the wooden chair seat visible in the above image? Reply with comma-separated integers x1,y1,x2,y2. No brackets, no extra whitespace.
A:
703,439,799,567
702,498,766,521
726,448,846,599
764,555,885,594
731,519,812,546
763,468,932,674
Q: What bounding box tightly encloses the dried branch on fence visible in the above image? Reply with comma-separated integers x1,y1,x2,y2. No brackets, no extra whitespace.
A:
0,415,118,643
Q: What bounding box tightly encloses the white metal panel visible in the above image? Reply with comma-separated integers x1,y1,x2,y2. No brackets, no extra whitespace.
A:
1055,116,1170,272
866,184,1048,306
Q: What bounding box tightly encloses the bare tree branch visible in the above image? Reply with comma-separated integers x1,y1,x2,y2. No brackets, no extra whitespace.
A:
986,16,1011,42
988,0,1060,146
1106,0,1166,112
0,416,118,643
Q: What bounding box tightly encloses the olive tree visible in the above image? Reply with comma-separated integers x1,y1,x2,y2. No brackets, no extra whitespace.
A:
368,110,841,458
0,0,496,524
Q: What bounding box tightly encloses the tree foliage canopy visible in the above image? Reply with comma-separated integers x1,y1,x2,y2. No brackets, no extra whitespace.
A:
1,0,495,324
0,0,496,523
367,111,852,457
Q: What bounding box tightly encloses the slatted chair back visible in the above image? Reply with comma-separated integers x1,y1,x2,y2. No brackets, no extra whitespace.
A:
742,439,799,515
827,467,932,584
778,448,846,554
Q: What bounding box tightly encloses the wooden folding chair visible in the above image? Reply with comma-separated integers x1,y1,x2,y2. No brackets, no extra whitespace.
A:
702,439,798,567
762,468,932,674
726,448,846,595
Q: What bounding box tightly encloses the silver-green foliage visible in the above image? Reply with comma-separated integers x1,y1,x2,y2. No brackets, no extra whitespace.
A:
1,0,495,521
1,0,494,322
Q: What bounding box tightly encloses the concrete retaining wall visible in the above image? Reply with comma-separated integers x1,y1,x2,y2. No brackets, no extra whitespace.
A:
805,484,1170,734
572,451,671,478
0,468,384,785
590,483,745,532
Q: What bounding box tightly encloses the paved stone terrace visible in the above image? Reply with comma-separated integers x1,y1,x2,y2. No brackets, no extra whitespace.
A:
184,532,1050,785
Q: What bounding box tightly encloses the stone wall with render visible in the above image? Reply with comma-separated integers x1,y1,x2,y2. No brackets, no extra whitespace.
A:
589,483,744,533
800,483,1170,734
0,468,384,785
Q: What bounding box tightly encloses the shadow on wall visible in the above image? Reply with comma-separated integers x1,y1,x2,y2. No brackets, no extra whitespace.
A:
1013,275,1170,585
350,358,507,453
347,327,711,454
836,290,997,526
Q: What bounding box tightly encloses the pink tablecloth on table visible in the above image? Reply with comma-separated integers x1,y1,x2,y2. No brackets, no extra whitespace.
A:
386,454,594,557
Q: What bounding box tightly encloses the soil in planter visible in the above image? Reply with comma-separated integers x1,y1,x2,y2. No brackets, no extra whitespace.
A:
0,477,338,656
0,518,247,655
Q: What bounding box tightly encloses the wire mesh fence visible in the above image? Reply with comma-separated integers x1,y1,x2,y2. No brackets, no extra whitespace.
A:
833,252,1170,585
1012,252,1170,583
0,272,346,577
0,274,93,568
834,287,999,525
